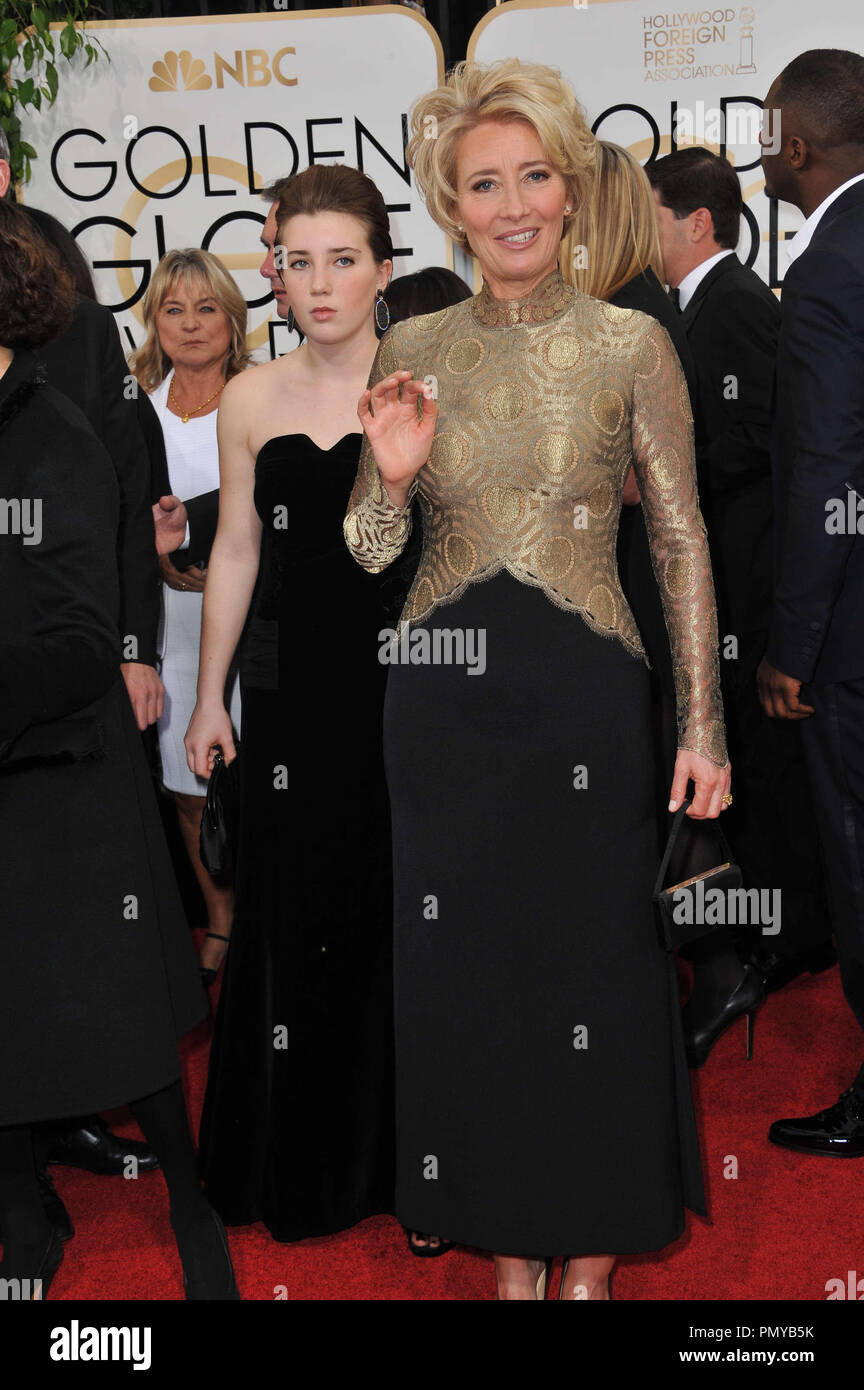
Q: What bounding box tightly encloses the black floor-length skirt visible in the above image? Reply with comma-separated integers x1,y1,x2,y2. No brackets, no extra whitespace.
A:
384,572,705,1257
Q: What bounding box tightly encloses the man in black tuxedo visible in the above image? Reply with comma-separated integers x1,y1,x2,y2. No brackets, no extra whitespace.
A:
758,49,864,1156
648,148,832,1066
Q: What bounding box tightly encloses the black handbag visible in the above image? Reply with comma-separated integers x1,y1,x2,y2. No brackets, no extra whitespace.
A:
199,745,242,875
653,796,743,951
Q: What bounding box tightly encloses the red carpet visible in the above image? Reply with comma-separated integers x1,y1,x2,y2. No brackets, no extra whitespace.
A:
41,946,863,1301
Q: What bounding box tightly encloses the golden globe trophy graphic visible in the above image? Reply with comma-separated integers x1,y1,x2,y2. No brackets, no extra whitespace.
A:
737,6,757,76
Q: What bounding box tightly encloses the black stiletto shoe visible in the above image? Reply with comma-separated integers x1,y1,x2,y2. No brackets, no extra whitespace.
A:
174,1208,241,1300
199,932,230,986
683,963,764,1069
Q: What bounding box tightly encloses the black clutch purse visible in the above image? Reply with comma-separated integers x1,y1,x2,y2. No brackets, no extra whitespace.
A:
199,745,242,875
653,796,742,951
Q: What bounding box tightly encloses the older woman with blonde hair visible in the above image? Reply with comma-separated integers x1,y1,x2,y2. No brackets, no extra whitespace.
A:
131,249,249,984
344,59,731,1300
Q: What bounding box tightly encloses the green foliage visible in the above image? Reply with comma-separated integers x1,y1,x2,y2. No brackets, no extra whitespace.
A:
0,2,109,187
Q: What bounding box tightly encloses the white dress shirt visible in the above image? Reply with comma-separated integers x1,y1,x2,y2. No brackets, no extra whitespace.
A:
784,171,864,264
675,249,736,310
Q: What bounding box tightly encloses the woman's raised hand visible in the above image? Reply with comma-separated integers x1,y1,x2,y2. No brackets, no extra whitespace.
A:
357,369,438,502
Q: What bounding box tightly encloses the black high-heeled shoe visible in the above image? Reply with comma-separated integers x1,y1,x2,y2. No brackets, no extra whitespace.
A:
173,1207,241,1300
199,932,230,986
0,1227,64,1299
405,1227,454,1258
683,963,764,1069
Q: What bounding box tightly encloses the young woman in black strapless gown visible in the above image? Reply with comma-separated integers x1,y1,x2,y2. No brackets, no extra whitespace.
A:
186,166,411,1245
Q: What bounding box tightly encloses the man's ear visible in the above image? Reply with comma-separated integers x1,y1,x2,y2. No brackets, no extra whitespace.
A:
690,206,717,246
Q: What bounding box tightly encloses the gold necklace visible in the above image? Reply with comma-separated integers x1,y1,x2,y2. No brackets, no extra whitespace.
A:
169,375,226,423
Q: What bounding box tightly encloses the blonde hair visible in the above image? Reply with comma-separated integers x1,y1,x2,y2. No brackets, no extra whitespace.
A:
561,141,665,302
129,248,251,392
406,58,596,255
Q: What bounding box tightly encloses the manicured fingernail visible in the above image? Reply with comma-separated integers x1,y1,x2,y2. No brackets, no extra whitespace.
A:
669,799,678,811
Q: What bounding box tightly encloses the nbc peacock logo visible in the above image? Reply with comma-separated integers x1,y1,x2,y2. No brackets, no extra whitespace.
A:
149,51,212,93
148,47,297,91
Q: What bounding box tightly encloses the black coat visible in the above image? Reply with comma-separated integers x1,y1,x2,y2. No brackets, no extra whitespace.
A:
681,254,779,645
678,256,830,951
0,351,205,1125
38,294,161,667
768,179,864,684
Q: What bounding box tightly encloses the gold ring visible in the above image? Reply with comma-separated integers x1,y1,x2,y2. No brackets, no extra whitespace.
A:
721,793,733,808
180,582,187,590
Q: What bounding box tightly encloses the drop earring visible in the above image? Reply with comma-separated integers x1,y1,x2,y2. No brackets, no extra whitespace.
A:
285,305,295,333
374,289,390,333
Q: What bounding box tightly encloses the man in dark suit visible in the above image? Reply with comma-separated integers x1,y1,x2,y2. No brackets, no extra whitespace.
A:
758,49,864,1155
648,147,832,1065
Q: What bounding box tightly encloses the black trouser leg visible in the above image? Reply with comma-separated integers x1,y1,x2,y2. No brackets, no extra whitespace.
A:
800,677,864,1047
0,1124,52,1261
128,1080,232,1295
127,1080,208,1222
799,676,864,1103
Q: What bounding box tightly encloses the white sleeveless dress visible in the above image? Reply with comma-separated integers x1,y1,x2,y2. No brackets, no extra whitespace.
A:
151,373,242,795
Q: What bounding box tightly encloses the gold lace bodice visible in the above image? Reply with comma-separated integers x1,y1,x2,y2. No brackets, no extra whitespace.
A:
344,270,727,766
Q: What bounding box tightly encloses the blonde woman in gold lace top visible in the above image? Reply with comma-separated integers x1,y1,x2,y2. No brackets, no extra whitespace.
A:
344,59,731,1301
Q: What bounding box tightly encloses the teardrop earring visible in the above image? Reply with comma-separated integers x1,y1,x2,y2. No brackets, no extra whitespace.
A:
285,305,295,333
374,289,390,333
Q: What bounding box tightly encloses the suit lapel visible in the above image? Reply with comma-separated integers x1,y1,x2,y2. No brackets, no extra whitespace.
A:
805,178,864,251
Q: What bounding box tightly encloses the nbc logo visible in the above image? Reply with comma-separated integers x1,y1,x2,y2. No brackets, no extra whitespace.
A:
149,51,211,92
149,47,297,92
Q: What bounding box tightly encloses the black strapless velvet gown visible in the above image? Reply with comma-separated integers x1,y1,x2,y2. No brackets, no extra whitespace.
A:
198,433,400,1241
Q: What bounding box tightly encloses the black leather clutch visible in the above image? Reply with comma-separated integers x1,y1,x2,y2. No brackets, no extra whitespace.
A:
199,745,242,875
653,796,743,951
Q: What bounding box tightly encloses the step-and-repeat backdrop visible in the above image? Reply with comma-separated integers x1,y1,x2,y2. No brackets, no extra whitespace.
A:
16,0,864,354
473,0,864,291
16,5,446,359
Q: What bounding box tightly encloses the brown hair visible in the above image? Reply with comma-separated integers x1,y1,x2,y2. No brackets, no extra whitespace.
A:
0,199,76,349
262,163,393,264
562,141,665,301
128,247,251,393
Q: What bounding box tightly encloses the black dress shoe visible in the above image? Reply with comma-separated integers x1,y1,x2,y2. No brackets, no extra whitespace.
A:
769,1087,864,1157
38,1170,74,1242
750,941,837,994
46,1116,159,1175
0,1228,64,1300
683,963,765,1069
174,1208,241,1300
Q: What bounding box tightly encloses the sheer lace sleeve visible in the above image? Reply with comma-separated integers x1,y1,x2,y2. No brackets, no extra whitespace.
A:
630,319,728,767
344,331,418,574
